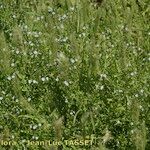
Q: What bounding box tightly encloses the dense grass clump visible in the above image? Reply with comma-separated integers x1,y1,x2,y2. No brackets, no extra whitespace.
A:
0,0,149,150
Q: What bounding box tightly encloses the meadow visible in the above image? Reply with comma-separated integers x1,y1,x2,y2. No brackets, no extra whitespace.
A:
0,0,150,149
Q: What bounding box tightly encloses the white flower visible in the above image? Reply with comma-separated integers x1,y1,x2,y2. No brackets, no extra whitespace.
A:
118,90,123,93
62,37,68,42
41,77,46,82
27,97,31,102
82,33,86,37
11,135,15,139
32,125,38,130
62,14,67,19
132,71,137,76
35,136,39,140
12,15,16,18
2,91,6,95
100,74,107,78
48,7,53,13
15,99,19,102
28,80,32,84
46,77,49,81
130,122,134,126
27,31,31,35
79,34,82,37
100,85,104,90
64,81,69,86
56,77,59,81
24,25,28,29
30,125,32,129
131,130,134,134
96,44,99,48
32,80,38,84
70,7,75,11
83,26,87,30
21,139,26,143
0,97,3,100
16,50,20,54
139,105,143,110
36,17,40,21
7,76,12,80
52,12,55,15
11,74,15,79
33,50,38,55
41,16,44,19
38,123,42,127
65,98,68,103
70,58,75,63
11,63,15,67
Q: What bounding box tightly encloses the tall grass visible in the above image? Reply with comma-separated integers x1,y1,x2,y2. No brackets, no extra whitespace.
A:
0,0,149,149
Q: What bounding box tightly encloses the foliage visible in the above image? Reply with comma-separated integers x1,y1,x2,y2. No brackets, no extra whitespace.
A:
0,0,149,149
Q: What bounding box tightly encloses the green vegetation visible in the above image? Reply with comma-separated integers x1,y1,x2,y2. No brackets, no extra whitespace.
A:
0,0,149,149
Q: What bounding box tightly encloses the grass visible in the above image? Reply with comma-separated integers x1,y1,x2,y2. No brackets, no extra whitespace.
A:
0,0,150,149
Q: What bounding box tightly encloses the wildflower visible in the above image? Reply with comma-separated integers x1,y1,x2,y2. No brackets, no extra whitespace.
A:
2,91,5,95
32,125,38,130
32,136,39,140
64,81,69,86
62,37,68,42
11,135,15,139
46,77,49,81
82,33,86,37
35,136,39,140
62,14,67,19
41,77,46,82
100,74,107,78
56,77,59,81
70,7,75,11
21,139,26,143
52,12,55,15
16,50,20,54
11,74,15,79
33,50,38,55
32,80,38,84
83,26,87,30
12,15,17,18
131,130,134,134
70,58,75,64
48,7,53,13
27,97,31,102
11,63,15,67
65,98,68,103
38,123,42,127
118,90,123,93
41,16,44,20
30,125,33,129
36,17,40,21
28,80,32,84
7,76,12,81
130,71,137,76
15,99,19,102
140,89,144,93
100,85,104,90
